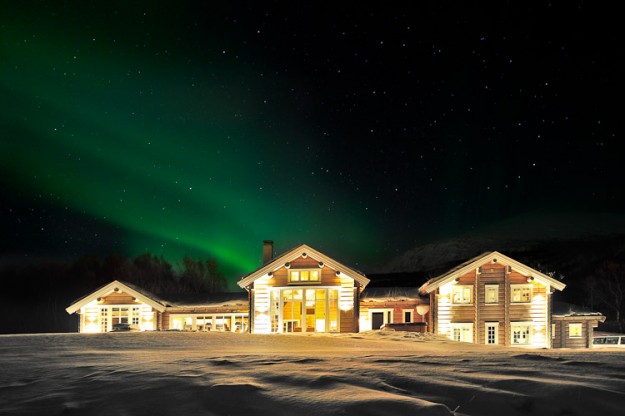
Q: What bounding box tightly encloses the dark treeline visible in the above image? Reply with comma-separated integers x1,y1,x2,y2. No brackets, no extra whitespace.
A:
0,253,227,334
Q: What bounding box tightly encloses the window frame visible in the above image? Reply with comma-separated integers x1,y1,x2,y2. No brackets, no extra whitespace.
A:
484,284,499,304
511,322,532,345
569,323,583,338
510,284,533,304
451,285,473,305
288,268,321,284
403,309,413,323
449,323,474,343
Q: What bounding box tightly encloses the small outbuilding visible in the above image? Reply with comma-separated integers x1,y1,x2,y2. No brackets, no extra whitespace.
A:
552,301,606,348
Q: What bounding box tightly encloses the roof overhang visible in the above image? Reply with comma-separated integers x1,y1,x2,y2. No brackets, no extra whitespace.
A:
419,251,566,294
552,314,606,322
65,280,167,314
237,244,370,289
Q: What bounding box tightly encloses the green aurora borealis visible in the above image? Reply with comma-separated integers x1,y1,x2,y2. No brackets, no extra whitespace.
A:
0,7,380,281
2,4,624,286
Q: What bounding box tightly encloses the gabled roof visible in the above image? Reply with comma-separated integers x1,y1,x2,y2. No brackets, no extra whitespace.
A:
237,244,370,288
418,251,566,294
65,280,167,314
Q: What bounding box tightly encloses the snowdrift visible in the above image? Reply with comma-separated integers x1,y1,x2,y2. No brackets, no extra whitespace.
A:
1,331,624,415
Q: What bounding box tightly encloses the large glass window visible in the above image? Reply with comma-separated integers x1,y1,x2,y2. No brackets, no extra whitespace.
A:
169,313,248,332
282,289,303,332
196,316,211,331
270,288,339,333
111,307,129,325
233,315,249,333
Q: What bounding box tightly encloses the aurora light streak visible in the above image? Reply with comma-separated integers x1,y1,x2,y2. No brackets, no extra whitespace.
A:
2,3,624,286
0,7,379,282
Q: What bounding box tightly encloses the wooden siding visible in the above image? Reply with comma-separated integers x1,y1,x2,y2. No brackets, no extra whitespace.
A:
360,300,424,324
266,258,344,287
552,318,599,348
476,264,506,344
340,308,354,332
101,291,136,305
434,260,551,347
251,253,358,333
162,311,169,330
252,276,271,333
436,269,477,339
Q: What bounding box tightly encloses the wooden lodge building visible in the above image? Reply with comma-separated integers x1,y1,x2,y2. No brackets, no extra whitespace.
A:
66,242,604,348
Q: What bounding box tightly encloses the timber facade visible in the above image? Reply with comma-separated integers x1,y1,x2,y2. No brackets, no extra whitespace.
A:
419,251,568,348
237,242,369,334
66,245,604,348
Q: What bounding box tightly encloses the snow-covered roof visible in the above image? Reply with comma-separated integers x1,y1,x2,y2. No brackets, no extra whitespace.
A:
361,287,426,302
418,251,566,294
552,301,606,319
65,280,167,314
159,291,248,308
237,244,370,288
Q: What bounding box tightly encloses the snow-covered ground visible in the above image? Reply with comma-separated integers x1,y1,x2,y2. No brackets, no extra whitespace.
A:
1,331,624,415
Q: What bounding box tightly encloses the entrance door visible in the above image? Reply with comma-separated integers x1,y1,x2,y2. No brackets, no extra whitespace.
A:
486,323,499,345
372,312,384,330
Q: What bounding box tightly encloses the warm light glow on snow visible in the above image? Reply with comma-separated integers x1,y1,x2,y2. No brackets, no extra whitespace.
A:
84,322,99,333
2,331,622,415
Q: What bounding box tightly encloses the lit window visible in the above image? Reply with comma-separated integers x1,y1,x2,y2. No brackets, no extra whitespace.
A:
289,269,320,283
569,323,583,338
450,323,473,342
132,307,140,325
511,323,531,345
511,285,532,303
452,285,473,304
485,285,498,304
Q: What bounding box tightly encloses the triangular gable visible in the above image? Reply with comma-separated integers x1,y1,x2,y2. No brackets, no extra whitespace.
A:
237,244,370,288
418,251,566,294
65,280,167,314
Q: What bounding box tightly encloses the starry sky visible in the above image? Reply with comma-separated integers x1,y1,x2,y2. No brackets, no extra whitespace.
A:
1,2,623,283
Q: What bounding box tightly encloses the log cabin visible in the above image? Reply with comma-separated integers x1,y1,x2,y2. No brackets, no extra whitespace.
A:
65,281,166,333
237,241,370,334
65,280,249,333
66,245,606,348
552,301,606,348
418,251,567,348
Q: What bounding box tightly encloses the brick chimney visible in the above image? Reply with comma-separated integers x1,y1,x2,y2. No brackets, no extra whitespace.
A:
262,240,274,264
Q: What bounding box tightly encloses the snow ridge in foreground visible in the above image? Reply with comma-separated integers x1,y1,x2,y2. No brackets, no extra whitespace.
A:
0,332,624,415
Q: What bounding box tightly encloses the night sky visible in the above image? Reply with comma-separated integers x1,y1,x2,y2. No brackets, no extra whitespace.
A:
1,2,623,283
